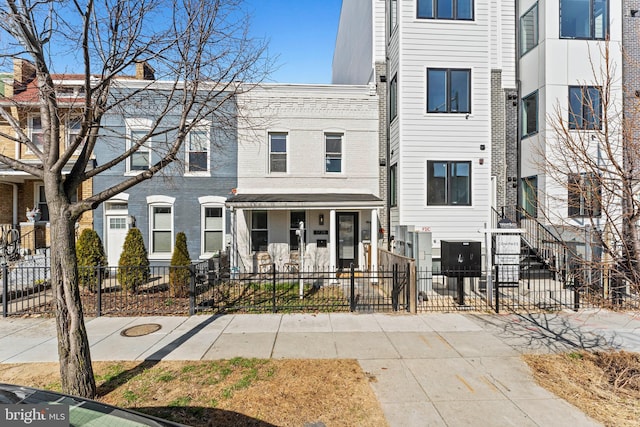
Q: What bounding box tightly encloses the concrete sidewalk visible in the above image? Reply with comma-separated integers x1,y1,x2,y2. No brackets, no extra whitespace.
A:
1,309,638,426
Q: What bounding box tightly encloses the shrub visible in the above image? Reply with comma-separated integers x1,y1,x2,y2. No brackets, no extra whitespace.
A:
76,228,107,292
117,227,150,293
169,232,191,297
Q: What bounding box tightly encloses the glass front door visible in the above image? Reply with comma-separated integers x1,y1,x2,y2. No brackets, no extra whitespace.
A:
336,212,358,269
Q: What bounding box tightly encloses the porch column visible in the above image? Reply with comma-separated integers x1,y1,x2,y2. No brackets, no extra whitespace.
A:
329,209,336,270
371,209,378,273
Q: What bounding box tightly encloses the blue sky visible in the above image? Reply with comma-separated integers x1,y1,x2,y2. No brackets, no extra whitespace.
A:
245,0,343,84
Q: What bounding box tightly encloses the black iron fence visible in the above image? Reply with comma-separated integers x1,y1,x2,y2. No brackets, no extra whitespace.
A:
2,261,638,317
0,262,410,317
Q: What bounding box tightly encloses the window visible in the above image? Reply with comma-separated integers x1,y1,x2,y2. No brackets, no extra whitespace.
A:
390,164,397,207
186,129,209,174
269,133,287,173
390,0,398,33
427,69,471,113
522,91,538,137
67,116,83,154
29,116,44,152
427,161,471,206
289,211,306,251
128,129,150,171
417,0,473,20
390,74,398,121
521,176,538,218
151,205,173,254
560,0,607,39
251,211,268,252
203,206,223,254
520,3,538,56
35,184,49,221
568,173,601,217
569,86,601,130
325,133,342,173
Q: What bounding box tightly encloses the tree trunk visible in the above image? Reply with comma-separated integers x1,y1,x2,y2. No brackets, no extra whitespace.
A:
49,198,96,398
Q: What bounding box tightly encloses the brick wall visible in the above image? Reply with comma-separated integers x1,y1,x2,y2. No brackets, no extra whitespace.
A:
376,61,389,245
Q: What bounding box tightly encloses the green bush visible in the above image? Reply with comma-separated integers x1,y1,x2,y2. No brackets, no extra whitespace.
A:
169,232,191,297
76,228,107,292
117,227,150,293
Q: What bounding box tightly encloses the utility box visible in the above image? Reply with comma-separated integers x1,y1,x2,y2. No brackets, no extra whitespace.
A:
441,240,481,278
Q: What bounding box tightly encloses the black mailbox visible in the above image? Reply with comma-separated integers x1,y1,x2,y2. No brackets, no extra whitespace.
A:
441,240,481,277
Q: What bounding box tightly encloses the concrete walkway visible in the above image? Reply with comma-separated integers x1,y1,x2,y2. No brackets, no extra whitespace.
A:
1,309,639,426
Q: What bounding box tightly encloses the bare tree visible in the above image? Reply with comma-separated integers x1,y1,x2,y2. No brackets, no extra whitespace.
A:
532,42,640,292
0,0,270,398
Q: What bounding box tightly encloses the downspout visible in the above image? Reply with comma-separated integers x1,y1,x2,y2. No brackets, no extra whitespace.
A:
515,0,522,226
12,183,18,227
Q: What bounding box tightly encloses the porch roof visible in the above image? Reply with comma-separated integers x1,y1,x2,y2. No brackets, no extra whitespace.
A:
226,193,384,209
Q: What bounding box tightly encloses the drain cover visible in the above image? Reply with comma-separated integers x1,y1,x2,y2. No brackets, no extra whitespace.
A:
121,323,162,337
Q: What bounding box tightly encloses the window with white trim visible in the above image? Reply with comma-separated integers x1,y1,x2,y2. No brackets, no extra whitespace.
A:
325,133,342,173
202,206,224,254
186,128,209,174
269,133,287,173
66,116,83,154
29,115,44,152
127,129,150,172
150,205,173,255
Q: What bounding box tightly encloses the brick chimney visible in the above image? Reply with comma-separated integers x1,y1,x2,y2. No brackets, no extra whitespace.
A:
13,58,36,94
135,61,155,80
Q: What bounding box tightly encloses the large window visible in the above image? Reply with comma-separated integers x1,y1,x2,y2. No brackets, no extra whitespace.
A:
427,161,471,206
289,211,306,251
521,176,538,218
417,0,473,20
390,164,397,207
568,173,601,217
128,129,150,172
560,0,607,39
203,206,223,254
427,69,471,113
390,74,398,121
325,133,342,173
269,133,287,173
151,205,173,254
520,3,538,56
569,86,602,130
186,129,209,174
251,211,268,252
522,91,538,137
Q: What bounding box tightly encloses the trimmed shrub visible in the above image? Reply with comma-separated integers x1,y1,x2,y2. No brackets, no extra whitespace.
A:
117,227,150,293
76,228,107,292
169,232,191,297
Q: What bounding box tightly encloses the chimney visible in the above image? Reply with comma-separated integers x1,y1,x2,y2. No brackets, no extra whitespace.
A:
135,61,155,80
13,58,36,94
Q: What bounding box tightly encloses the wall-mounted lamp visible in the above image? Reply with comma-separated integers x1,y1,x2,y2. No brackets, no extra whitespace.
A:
480,144,485,151
318,214,324,226
128,215,136,228
479,158,484,165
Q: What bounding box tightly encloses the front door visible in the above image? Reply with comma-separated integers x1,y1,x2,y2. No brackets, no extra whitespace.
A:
336,212,358,269
106,215,128,266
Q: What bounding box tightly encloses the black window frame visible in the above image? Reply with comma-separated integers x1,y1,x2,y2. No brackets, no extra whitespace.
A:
568,86,602,130
389,0,398,35
520,176,538,218
427,160,472,206
289,211,306,251
559,0,608,40
251,210,268,252
522,91,538,138
568,173,601,217
520,3,539,56
417,0,474,21
390,163,398,207
427,68,471,114
390,74,398,121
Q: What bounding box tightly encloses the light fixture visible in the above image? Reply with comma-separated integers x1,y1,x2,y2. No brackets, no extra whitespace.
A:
319,214,324,226
128,215,136,228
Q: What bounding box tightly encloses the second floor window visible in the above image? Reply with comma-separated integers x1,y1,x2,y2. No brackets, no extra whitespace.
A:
522,91,538,137
325,133,342,173
569,86,601,130
427,161,471,206
417,0,473,20
67,116,83,154
390,164,398,207
568,173,601,217
427,68,471,113
560,0,607,40
520,3,538,56
187,129,209,173
269,133,287,173
390,74,398,121
128,129,150,171
29,116,44,152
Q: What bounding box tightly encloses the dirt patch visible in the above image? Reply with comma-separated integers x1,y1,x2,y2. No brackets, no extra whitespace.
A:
523,350,640,427
0,359,387,427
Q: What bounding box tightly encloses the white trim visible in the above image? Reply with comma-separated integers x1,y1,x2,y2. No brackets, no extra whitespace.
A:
324,132,345,175
198,196,227,204
200,201,226,257
268,131,288,174
146,195,175,204
109,192,130,202
125,119,152,175
147,195,175,259
184,123,211,177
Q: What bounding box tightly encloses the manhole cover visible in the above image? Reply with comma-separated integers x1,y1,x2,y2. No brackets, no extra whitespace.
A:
121,323,162,337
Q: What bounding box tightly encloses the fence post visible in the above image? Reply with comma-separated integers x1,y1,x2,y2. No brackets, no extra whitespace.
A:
350,263,356,312
392,264,398,311
96,264,102,317
272,263,277,313
189,264,196,316
494,265,500,314
408,263,416,313
2,262,8,317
